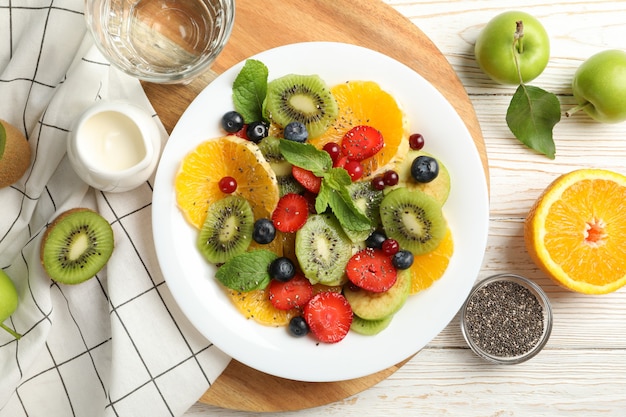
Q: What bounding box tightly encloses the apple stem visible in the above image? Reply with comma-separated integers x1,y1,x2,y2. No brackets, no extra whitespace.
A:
515,20,524,54
1,323,22,340
565,101,591,118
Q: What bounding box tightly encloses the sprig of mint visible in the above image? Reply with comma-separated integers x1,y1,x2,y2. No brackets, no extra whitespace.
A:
505,21,561,159
232,59,269,124
215,250,277,292
279,140,372,232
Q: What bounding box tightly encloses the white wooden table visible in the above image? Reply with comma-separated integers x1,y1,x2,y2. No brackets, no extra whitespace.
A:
184,1,626,415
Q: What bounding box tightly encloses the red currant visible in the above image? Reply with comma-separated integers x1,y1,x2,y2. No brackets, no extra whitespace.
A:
344,160,363,181
382,239,400,256
383,170,399,186
371,175,386,190
409,133,425,150
323,142,342,162
218,176,237,193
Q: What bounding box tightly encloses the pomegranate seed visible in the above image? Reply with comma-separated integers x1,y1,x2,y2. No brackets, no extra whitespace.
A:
382,239,400,256
344,160,363,181
383,170,399,186
323,142,342,162
372,175,386,190
409,133,425,150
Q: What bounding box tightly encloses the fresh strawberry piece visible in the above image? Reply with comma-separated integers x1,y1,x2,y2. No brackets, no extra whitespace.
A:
271,193,309,233
268,274,314,310
341,125,384,161
233,124,248,139
345,248,397,292
292,165,322,194
304,292,353,343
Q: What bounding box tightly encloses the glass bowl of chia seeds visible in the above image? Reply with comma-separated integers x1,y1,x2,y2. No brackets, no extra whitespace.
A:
460,273,553,365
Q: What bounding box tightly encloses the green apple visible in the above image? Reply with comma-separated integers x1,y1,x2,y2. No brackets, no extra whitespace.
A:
568,50,626,123
0,269,21,339
475,11,550,85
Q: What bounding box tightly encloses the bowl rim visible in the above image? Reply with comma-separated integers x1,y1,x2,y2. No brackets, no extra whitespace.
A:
460,273,553,365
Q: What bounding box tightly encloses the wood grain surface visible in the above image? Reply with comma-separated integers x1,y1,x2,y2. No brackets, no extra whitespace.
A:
143,0,487,412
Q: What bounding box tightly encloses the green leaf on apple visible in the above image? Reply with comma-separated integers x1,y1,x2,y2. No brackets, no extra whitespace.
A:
506,84,561,159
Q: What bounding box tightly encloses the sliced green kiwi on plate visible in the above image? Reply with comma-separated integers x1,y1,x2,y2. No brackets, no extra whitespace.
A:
197,195,254,264
388,150,451,205
264,74,338,139
40,208,114,284
350,314,394,336
343,269,411,321
379,187,447,255
343,181,384,243
295,213,352,286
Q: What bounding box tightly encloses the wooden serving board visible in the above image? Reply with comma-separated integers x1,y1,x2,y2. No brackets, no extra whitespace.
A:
142,0,488,412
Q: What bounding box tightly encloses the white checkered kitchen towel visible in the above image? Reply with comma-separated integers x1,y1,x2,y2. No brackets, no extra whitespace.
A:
0,1,230,416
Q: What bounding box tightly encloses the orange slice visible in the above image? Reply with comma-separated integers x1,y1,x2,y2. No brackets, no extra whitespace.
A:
175,135,279,229
226,284,341,327
309,81,408,178
524,169,626,294
408,227,454,294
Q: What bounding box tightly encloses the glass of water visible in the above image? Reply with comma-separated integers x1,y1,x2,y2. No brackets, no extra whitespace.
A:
85,0,235,84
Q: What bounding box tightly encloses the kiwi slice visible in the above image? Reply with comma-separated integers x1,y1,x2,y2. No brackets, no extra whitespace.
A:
380,187,446,255
40,208,114,284
343,181,384,243
389,150,451,205
264,74,338,139
344,269,411,321
257,136,303,196
350,313,394,336
197,195,254,264
295,213,352,286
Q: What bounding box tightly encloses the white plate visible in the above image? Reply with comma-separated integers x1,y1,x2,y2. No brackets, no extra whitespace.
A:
152,42,489,382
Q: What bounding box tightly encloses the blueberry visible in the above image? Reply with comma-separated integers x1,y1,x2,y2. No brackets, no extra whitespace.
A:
268,257,296,282
288,316,309,337
392,250,414,270
252,218,276,244
221,111,244,133
246,121,269,143
283,121,308,142
410,155,439,183
365,230,387,249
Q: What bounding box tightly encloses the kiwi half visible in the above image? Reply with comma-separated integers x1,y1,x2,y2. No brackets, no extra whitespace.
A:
197,195,254,264
264,74,338,139
0,119,31,188
40,208,114,284
379,187,446,255
295,213,352,286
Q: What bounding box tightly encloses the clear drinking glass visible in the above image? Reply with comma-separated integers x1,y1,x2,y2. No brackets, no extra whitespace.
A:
84,0,235,84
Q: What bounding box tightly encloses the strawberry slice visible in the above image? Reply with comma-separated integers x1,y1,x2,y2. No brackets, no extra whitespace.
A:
304,292,353,343
341,125,384,161
292,165,322,194
271,193,309,233
268,274,314,310
345,248,397,292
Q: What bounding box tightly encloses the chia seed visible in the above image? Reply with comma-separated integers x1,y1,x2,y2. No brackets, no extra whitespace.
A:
463,279,545,359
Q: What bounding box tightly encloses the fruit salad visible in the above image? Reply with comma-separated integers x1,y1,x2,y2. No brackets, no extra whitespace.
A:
174,59,454,344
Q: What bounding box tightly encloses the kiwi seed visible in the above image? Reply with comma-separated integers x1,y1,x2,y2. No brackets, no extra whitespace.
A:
379,187,447,255
264,74,338,139
40,208,114,284
197,195,254,264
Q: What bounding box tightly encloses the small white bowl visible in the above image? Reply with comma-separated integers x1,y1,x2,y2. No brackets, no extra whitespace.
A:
67,101,161,192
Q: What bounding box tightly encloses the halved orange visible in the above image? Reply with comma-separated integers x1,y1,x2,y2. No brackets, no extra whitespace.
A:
525,169,626,294
175,135,279,229
309,81,408,179
408,227,454,294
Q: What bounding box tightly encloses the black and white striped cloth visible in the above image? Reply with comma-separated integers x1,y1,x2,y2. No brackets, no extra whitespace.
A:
0,2,230,416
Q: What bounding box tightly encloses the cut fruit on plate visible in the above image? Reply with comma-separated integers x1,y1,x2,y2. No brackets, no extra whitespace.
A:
524,168,626,294
175,135,280,229
408,227,454,294
308,80,409,179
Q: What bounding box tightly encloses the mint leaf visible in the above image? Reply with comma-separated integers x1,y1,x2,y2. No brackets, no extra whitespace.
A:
327,187,372,232
215,250,277,292
0,122,6,160
323,167,352,189
506,84,561,159
315,180,331,214
233,59,268,124
279,139,332,175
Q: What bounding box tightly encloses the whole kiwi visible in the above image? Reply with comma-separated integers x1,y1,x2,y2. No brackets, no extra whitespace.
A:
0,119,31,188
